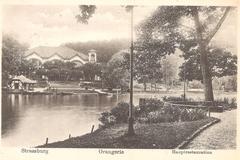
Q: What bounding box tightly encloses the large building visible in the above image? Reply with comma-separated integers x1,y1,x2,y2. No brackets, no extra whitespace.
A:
25,46,97,66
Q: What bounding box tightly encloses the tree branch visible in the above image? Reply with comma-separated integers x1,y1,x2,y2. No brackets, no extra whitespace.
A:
205,7,231,44
192,7,204,44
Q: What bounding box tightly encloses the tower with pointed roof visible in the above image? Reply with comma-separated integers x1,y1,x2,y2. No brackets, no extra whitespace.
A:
88,49,97,63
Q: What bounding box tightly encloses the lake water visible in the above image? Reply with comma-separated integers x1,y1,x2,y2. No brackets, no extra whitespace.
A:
1,91,236,147
1,93,162,147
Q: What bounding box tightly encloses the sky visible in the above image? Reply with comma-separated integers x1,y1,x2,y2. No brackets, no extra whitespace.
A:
2,5,157,48
2,5,237,54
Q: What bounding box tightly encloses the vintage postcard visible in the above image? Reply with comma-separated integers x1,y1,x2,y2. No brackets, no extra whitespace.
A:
0,0,239,160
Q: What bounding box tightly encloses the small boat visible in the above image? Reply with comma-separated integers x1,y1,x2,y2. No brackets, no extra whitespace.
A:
94,89,108,95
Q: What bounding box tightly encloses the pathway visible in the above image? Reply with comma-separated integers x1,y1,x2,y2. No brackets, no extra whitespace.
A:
185,109,236,149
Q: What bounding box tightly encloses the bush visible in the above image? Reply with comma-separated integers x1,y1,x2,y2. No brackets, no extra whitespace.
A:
214,97,237,110
188,80,203,89
230,98,237,108
139,98,164,114
162,103,181,121
138,103,207,123
98,112,116,127
98,102,134,127
145,111,168,123
163,96,184,102
162,95,192,102
111,102,129,123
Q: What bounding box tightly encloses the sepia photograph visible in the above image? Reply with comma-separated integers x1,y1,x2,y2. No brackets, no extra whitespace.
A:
0,0,238,159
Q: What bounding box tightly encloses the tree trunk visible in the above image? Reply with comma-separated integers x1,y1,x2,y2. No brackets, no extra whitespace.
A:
143,82,147,91
199,46,214,101
193,8,214,102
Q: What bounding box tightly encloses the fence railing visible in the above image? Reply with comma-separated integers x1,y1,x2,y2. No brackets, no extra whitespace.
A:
139,98,214,117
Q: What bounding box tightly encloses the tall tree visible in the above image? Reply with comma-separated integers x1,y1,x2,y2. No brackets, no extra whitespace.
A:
43,60,81,81
137,6,232,101
102,50,130,91
81,62,101,81
134,49,163,91
2,34,28,86
161,55,181,88
179,48,237,81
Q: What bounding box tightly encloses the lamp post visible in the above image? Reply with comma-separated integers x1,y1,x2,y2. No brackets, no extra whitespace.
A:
164,56,167,91
127,6,135,136
183,62,186,102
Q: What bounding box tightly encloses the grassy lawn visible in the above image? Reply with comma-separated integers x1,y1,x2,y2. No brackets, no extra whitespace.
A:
45,81,237,100
39,117,217,149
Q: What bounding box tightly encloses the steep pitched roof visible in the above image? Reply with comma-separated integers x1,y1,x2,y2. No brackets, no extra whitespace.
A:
25,46,88,60
12,75,37,84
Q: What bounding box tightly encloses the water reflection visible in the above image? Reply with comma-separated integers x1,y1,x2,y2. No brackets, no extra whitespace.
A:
1,92,186,147
2,93,131,147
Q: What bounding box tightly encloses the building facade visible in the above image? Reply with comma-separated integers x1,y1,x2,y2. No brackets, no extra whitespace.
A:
25,46,97,66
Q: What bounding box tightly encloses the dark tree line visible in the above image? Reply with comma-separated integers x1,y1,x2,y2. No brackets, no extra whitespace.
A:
2,34,28,86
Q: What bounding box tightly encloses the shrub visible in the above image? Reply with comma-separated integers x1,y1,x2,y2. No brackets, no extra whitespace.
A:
214,97,237,109
98,102,134,127
180,109,190,121
162,103,181,121
223,97,229,104
163,96,184,102
162,95,192,102
188,80,203,89
98,111,116,127
145,111,167,123
139,98,164,114
110,102,129,123
138,103,207,123
230,98,237,108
